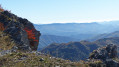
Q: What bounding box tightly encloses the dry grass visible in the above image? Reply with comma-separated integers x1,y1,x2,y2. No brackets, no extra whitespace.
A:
0,31,16,51
0,5,4,12
0,51,89,67
0,31,89,67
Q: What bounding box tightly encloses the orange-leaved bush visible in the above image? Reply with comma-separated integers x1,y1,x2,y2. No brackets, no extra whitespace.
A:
0,23,5,31
24,27,38,42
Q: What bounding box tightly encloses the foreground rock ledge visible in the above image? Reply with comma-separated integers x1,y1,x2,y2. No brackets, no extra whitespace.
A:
88,44,119,67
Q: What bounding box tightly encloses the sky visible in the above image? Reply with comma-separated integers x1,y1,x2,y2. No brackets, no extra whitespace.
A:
0,0,119,24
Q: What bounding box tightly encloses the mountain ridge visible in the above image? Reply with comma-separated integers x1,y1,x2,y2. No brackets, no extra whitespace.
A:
41,37,119,61
34,21,119,40
38,35,79,50
89,31,119,41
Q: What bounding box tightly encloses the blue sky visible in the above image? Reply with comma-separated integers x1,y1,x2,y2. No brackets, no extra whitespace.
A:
0,0,119,24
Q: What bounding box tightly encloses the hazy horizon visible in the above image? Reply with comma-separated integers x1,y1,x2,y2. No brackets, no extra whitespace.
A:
1,0,119,24
34,20,119,25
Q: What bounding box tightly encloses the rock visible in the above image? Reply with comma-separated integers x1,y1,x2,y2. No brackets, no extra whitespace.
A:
89,44,119,67
39,58,44,61
0,10,41,51
89,44,118,60
0,50,12,56
105,59,119,67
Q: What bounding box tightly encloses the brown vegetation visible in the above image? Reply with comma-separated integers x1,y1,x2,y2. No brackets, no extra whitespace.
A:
0,31,16,50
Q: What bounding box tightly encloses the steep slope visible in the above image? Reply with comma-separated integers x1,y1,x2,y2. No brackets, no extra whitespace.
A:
38,35,79,50
0,8,40,51
41,41,99,61
41,37,119,61
89,31,119,41
93,37,119,47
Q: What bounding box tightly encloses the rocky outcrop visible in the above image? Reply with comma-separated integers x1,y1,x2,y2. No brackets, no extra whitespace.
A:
89,44,118,60
0,10,40,51
89,44,119,67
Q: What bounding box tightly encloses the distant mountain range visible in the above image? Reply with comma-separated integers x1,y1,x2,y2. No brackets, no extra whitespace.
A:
38,35,79,50
88,31,119,41
41,37,119,61
41,41,99,61
99,21,119,26
38,31,119,50
34,21,119,50
35,21,119,39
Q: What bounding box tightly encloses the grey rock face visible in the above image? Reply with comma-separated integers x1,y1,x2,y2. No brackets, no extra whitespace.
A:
0,11,40,51
89,44,118,60
89,44,119,67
